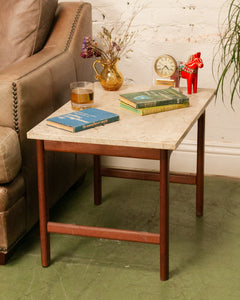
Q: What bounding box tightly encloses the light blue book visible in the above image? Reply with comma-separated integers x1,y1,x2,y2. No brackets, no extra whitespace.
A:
47,108,119,132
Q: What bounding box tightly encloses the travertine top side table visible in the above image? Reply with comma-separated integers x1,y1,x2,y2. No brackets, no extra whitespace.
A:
27,83,215,280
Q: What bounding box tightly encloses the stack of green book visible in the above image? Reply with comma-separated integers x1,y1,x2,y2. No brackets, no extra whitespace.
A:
119,87,189,116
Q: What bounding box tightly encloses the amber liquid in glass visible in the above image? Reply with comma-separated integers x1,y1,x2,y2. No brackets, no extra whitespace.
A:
71,88,94,110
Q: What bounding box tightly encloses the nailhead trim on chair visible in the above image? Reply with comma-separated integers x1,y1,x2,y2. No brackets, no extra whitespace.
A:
12,82,19,134
11,2,88,135
64,4,84,51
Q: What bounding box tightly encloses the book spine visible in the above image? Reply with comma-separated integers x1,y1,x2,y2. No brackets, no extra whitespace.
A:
136,97,189,108
140,102,189,115
120,102,189,116
74,115,119,132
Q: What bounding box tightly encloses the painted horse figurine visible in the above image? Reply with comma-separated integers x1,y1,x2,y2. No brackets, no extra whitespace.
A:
179,52,204,94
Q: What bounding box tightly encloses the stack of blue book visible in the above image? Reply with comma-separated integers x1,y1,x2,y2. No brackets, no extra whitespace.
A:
119,87,189,116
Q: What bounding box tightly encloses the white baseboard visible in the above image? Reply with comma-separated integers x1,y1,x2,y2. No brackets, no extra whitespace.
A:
102,140,240,179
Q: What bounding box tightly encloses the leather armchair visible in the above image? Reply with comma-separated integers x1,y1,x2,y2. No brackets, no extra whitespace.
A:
0,2,93,264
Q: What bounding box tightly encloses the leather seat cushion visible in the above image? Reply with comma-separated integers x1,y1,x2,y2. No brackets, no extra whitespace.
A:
0,0,57,71
0,127,22,184
0,175,25,212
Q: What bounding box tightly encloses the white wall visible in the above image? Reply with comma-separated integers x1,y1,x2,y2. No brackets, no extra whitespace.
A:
61,0,240,178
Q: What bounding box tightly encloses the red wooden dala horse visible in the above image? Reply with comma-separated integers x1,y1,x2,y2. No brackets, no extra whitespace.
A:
179,52,204,94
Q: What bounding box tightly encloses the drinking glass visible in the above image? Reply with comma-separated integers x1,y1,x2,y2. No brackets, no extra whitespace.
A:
70,81,94,110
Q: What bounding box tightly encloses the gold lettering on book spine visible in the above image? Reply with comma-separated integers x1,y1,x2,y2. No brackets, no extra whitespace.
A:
82,119,108,129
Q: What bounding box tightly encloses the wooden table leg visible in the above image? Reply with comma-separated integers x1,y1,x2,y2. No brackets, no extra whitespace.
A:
36,140,50,267
94,155,102,205
160,149,170,281
196,111,205,217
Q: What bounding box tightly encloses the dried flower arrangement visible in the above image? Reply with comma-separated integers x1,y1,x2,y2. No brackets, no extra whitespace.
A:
81,3,145,64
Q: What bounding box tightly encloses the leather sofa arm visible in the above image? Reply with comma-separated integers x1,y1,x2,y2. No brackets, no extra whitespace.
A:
0,49,75,133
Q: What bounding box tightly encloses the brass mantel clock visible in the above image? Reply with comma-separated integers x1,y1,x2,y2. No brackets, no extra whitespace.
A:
154,54,179,87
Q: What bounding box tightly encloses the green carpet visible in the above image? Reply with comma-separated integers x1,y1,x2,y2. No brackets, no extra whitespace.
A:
1,169,240,300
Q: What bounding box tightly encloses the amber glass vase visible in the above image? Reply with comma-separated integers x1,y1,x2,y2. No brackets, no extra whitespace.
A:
93,58,123,91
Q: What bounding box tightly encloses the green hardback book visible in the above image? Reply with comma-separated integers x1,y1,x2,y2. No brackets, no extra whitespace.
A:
47,108,119,132
119,87,189,109
120,101,190,116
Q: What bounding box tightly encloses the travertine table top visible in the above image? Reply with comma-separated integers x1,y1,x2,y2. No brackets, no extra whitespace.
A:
27,83,215,150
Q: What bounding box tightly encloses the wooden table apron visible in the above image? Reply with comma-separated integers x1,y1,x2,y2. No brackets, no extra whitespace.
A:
36,111,205,281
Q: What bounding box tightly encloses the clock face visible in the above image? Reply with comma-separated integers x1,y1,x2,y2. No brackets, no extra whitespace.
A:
154,55,177,78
